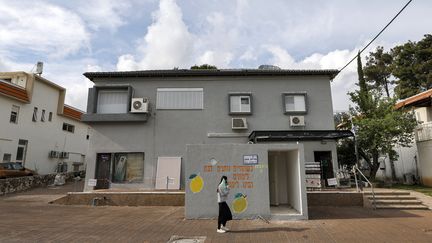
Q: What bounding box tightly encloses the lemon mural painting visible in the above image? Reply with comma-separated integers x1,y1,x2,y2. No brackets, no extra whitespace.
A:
189,174,204,193
232,193,248,213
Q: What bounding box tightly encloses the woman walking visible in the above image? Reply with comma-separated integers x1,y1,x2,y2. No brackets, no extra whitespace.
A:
217,175,232,233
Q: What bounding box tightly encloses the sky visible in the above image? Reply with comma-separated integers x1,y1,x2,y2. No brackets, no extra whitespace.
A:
0,0,431,112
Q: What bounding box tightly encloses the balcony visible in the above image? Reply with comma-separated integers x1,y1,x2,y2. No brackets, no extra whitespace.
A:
415,122,432,142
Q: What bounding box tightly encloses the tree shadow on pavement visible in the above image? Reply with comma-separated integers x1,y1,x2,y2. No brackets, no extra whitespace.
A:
309,206,423,220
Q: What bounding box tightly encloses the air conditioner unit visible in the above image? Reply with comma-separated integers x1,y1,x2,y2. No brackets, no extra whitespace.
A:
49,151,59,158
59,152,69,159
232,118,248,129
131,98,149,113
290,116,305,127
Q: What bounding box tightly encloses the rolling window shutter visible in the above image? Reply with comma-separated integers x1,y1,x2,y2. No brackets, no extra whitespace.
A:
97,90,128,114
156,88,203,109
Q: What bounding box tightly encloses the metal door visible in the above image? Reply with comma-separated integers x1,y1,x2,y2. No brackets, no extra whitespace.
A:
95,153,111,189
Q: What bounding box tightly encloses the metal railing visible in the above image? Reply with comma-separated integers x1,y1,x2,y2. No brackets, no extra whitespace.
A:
352,165,376,210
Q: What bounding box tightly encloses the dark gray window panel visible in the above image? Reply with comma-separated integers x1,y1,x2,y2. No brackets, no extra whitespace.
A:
62,123,75,133
282,92,308,115
32,107,38,122
81,113,149,123
228,92,253,115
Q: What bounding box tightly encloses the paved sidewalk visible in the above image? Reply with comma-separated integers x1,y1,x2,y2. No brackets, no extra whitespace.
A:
0,185,432,242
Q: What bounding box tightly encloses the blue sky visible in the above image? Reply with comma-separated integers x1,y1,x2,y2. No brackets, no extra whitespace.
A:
0,0,431,111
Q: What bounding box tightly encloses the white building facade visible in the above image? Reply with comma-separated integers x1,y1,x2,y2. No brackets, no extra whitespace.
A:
0,72,90,175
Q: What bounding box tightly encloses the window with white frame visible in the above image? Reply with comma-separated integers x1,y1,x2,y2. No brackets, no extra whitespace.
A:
229,94,252,114
97,89,128,114
10,105,19,124
16,139,28,163
156,88,203,109
283,93,306,113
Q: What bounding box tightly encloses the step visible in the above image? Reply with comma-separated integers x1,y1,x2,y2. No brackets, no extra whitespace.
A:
373,200,423,205
367,196,417,200
364,191,410,196
375,204,429,210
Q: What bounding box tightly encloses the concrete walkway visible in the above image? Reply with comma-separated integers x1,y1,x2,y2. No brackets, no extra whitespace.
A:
1,183,432,242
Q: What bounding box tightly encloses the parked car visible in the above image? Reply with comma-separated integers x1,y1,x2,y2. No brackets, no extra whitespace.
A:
0,162,36,179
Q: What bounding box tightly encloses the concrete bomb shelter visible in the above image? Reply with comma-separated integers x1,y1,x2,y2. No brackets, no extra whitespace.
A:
185,144,308,220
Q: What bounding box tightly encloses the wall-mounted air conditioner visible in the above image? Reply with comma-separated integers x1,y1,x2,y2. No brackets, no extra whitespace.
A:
290,116,305,127
59,152,69,159
49,151,59,158
131,98,149,113
232,118,248,130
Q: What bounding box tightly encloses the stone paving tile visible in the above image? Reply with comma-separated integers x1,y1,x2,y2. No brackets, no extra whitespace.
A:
1,185,432,242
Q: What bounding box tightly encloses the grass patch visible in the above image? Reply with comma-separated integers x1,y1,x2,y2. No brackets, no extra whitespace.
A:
387,184,432,197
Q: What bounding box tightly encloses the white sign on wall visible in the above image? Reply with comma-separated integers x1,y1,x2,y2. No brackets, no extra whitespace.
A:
88,179,97,187
243,154,259,165
327,178,338,186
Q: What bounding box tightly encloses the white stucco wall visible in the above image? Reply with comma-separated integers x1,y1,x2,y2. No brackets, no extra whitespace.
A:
0,78,90,174
417,140,432,186
376,144,419,181
286,150,301,213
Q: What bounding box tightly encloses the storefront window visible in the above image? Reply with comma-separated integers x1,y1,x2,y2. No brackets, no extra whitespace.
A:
112,153,144,183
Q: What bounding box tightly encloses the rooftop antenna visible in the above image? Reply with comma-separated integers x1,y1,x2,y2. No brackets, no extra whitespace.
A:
35,61,43,76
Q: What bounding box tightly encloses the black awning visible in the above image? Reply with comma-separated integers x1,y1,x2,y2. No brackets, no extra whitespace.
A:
248,130,354,142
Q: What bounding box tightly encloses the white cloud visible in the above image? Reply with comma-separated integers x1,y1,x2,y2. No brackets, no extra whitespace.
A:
75,0,132,31
239,47,258,62
116,0,194,70
197,51,233,67
0,1,89,58
117,54,138,71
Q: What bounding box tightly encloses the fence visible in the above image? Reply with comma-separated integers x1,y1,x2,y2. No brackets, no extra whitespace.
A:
0,171,85,195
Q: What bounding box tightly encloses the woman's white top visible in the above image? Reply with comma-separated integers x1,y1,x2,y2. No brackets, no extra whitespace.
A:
217,181,230,203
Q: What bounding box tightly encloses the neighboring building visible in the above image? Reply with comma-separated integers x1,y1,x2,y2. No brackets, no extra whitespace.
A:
375,144,419,183
0,72,90,175
81,69,352,220
395,89,432,186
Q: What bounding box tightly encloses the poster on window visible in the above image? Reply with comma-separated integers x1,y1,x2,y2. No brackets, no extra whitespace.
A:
112,153,144,183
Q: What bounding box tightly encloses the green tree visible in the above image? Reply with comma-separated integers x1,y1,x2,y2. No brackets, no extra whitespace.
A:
190,64,217,69
337,139,357,168
364,46,393,97
392,34,432,99
349,54,417,180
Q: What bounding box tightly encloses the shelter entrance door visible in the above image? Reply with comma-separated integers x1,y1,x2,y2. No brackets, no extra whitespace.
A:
95,153,111,189
268,150,301,216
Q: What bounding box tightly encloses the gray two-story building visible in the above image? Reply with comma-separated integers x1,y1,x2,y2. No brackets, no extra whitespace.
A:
81,68,352,220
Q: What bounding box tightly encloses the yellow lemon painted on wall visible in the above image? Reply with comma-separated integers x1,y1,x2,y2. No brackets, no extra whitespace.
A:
232,193,248,214
189,174,204,193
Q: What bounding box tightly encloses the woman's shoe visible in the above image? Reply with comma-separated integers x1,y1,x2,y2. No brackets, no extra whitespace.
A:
221,226,230,231
217,229,226,233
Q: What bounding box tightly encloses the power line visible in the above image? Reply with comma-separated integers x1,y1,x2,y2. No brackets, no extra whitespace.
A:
336,0,413,76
